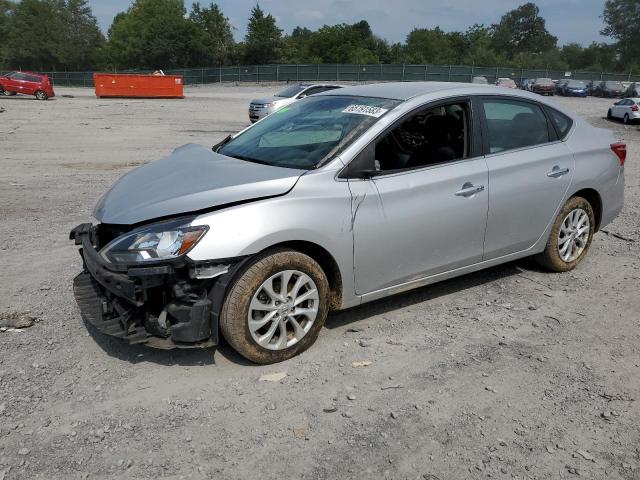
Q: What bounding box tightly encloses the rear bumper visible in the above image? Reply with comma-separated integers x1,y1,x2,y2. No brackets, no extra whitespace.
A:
70,223,226,349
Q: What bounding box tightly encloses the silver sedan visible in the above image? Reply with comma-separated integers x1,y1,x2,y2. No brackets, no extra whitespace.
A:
71,82,625,364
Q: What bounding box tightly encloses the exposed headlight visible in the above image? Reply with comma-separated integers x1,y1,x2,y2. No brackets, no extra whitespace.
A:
100,218,208,264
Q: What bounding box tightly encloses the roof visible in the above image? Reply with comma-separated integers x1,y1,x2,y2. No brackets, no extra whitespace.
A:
322,81,519,101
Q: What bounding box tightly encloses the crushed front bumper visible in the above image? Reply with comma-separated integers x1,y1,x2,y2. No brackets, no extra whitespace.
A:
70,223,235,349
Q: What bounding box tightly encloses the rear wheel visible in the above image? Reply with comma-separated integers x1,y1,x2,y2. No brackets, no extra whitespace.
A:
220,249,330,364
3,90,16,96
35,90,48,101
535,196,595,272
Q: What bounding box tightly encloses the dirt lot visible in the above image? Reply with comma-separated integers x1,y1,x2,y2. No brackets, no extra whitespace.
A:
0,85,639,480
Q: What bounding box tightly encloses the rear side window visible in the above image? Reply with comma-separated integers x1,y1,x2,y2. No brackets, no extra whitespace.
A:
480,99,550,153
24,74,42,82
546,107,573,139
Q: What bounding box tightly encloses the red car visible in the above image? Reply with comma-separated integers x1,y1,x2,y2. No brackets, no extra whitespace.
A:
0,71,55,100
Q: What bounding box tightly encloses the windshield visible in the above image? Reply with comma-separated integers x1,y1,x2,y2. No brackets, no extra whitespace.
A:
275,84,307,98
218,95,400,170
567,81,586,88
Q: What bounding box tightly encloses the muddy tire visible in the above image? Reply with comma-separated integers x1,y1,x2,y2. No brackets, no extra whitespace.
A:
535,196,595,272
220,248,329,364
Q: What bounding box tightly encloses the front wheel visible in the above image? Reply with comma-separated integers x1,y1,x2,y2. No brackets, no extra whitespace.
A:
607,109,613,119
35,90,48,101
535,196,595,272
220,249,330,364
624,113,630,125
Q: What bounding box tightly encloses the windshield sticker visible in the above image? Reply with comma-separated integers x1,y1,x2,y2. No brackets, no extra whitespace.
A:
342,104,388,118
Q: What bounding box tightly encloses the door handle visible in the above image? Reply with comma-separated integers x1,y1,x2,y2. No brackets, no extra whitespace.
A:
455,182,485,197
547,166,570,178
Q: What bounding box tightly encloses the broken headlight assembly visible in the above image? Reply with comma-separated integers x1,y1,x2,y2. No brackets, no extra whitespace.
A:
99,218,208,264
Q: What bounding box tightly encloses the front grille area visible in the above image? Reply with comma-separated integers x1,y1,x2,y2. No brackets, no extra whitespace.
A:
94,223,132,250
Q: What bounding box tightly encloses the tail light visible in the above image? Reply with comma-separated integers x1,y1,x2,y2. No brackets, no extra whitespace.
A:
611,142,627,166
632,104,639,112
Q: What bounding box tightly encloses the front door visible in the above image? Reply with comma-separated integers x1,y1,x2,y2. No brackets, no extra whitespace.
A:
346,99,489,295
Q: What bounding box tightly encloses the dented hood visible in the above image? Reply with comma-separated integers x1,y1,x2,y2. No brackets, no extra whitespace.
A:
93,144,305,225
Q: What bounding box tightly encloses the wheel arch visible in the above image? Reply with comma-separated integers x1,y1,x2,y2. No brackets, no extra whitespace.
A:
571,188,603,231
261,240,344,311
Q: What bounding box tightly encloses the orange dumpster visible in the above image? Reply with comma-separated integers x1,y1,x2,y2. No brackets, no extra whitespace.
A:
93,73,184,98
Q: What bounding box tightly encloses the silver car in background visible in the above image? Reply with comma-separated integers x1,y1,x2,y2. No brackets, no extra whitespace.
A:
71,82,625,364
248,83,343,122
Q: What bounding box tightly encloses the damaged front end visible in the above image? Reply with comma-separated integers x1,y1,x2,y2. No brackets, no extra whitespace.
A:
70,222,239,349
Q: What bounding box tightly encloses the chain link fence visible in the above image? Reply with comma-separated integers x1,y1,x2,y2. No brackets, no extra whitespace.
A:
10,64,640,88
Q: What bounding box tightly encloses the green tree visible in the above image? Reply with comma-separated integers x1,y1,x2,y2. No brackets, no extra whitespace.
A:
0,0,13,67
190,2,236,65
298,21,381,63
405,27,455,64
602,0,640,66
106,0,197,69
59,0,104,70
491,3,557,59
243,4,283,64
5,0,67,70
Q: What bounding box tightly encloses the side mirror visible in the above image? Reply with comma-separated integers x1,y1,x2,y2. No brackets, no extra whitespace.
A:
339,143,381,180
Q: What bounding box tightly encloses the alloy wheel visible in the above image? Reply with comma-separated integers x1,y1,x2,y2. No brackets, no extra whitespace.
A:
248,270,319,350
557,208,590,262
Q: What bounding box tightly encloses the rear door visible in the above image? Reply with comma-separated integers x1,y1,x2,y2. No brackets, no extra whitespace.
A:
478,96,575,259
22,74,41,94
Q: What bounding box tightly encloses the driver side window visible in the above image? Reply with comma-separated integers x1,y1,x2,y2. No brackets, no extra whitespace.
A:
373,102,470,172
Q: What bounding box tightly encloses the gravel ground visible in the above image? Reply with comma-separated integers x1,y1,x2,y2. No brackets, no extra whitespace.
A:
0,85,639,480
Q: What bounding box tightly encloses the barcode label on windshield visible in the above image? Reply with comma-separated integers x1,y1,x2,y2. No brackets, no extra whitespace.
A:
342,104,388,117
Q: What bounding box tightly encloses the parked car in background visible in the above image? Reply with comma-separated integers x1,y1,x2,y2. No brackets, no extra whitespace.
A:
496,77,517,89
585,80,597,96
561,80,588,97
531,78,555,95
623,82,640,98
556,79,570,95
249,83,343,122
593,81,626,98
607,98,640,124
520,78,534,91
70,82,625,363
0,71,55,100
471,76,489,84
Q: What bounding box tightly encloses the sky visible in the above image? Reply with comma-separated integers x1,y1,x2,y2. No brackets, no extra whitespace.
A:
89,0,610,46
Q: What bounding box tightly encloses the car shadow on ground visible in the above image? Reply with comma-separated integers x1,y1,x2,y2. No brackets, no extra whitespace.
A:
0,95,53,101
85,258,547,367
325,258,543,330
